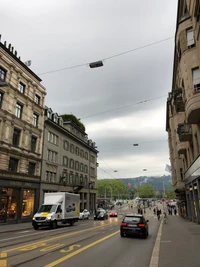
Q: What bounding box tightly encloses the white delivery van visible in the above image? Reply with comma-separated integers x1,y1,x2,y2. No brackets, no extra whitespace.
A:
32,192,80,230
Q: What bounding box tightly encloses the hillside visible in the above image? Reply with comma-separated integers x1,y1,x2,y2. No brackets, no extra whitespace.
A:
105,175,172,192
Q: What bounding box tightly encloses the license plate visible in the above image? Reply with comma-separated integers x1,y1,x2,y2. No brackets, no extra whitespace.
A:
128,224,137,227
38,223,41,225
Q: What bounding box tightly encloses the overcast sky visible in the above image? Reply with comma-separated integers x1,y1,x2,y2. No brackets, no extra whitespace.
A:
2,0,177,179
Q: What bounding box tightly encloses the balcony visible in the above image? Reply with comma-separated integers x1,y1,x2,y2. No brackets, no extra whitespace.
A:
186,91,200,124
177,140,187,155
174,89,185,112
177,123,192,142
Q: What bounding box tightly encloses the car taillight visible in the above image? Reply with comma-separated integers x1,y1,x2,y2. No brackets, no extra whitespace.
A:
121,222,127,227
138,223,145,227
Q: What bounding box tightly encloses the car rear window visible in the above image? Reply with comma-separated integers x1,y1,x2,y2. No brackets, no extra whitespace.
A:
124,216,142,223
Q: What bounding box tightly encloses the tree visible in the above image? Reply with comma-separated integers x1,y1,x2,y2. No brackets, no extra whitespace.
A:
97,179,129,199
165,184,175,199
60,114,85,131
137,184,155,198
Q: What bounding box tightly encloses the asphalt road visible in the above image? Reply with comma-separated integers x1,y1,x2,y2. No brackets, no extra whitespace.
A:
0,206,160,267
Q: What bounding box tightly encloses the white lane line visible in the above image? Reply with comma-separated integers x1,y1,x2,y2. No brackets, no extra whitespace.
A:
149,219,163,267
15,230,31,234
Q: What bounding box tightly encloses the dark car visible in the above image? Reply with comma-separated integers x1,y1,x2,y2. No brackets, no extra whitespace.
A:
94,210,108,220
120,214,149,238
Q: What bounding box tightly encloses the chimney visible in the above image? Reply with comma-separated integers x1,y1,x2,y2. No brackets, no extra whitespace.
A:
8,43,11,51
11,46,14,53
14,50,17,56
4,41,6,47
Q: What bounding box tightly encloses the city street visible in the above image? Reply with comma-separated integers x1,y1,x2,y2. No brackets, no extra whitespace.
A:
0,206,160,267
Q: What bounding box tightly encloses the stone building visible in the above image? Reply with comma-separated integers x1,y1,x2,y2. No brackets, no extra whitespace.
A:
0,37,46,223
40,107,98,212
166,0,200,222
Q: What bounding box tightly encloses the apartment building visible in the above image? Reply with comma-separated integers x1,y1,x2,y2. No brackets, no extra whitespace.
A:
40,107,98,211
0,38,46,223
166,0,200,223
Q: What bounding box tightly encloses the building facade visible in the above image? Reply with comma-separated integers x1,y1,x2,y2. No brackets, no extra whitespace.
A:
166,0,200,223
0,38,46,223
40,107,98,212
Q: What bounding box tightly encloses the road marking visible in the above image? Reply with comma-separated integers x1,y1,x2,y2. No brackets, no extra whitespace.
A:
0,253,7,267
41,244,64,252
149,219,163,267
15,230,31,234
19,243,46,251
44,231,119,267
60,244,81,253
2,222,118,253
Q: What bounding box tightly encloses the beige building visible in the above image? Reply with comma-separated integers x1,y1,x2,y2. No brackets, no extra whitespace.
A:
40,107,98,212
0,38,46,223
166,0,200,222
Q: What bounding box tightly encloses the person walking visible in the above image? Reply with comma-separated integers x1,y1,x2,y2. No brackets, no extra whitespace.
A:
163,210,167,224
174,208,177,216
157,208,161,220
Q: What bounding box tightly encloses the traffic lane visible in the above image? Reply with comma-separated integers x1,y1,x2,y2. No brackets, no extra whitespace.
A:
5,219,120,267
0,218,120,252
32,216,160,267
0,220,93,240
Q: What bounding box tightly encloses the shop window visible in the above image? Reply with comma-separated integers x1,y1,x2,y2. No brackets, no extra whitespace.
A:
22,189,35,218
9,157,18,172
12,128,21,147
28,162,36,175
0,188,18,222
31,136,37,153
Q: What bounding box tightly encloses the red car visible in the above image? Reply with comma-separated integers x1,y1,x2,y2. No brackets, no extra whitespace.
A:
109,211,118,217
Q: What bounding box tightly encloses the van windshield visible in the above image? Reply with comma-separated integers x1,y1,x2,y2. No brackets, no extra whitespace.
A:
38,205,57,213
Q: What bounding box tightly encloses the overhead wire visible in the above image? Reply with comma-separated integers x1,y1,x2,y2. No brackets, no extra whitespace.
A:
37,36,174,76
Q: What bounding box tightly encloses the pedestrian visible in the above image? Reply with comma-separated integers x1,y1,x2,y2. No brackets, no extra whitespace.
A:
157,209,161,220
153,208,156,215
163,210,167,224
174,208,177,216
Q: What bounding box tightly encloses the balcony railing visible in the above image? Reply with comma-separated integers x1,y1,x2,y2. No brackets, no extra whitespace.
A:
174,89,185,112
177,123,192,142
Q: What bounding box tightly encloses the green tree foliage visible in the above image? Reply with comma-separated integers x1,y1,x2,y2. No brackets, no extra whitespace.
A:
137,184,155,198
97,179,129,199
165,184,175,199
60,114,85,131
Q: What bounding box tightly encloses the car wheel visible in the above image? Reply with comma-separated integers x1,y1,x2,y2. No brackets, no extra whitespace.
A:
120,232,125,237
143,232,148,239
87,216,89,220
34,226,39,230
70,220,74,226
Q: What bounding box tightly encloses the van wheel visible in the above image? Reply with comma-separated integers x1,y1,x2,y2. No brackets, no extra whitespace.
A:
51,220,57,229
70,220,74,226
34,226,39,230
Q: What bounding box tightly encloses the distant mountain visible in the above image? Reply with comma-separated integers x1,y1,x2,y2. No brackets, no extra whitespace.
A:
106,175,172,192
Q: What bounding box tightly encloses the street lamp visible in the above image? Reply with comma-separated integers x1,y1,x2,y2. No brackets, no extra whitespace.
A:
0,81,8,87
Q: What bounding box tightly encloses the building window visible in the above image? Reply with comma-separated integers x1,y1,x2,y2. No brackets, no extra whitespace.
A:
75,161,79,171
76,147,79,156
53,173,56,182
63,156,68,166
32,113,39,127
69,173,73,184
80,175,83,184
46,171,49,181
90,167,95,176
85,176,88,186
12,128,21,147
0,66,6,81
0,91,4,108
85,152,88,160
15,102,23,119
35,94,40,105
70,159,74,169
28,162,36,175
9,157,18,172
31,136,37,153
18,82,25,94
63,140,69,150
85,165,88,173
192,68,200,91
76,174,80,185
47,149,51,161
80,163,83,172
90,155,95,163
48,132,58,145
22,189,35,218
70,144,74,153
80,150,84,158
187,28,195,47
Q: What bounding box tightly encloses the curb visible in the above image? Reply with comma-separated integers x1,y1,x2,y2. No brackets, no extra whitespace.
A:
149,219,163,267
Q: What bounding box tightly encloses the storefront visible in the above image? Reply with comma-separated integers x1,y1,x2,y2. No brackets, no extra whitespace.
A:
0,179,40,224
184,155,200,224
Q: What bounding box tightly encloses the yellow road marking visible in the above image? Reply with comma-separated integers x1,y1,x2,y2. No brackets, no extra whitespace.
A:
60,244,81,253
0,253,7,267
2,222,118,253
20,243,46,251
41,244,64,252
44,231,119,267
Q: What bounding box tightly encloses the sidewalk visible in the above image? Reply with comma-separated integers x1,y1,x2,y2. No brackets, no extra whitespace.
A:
0,222,32,233
158,215,200,267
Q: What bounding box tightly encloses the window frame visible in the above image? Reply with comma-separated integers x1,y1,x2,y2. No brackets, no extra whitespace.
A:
12,127,21,147
28,162,36,176
35,94,41,105
15,102,23,119
18,81,26,94
32,112,39,127
0,66,7,81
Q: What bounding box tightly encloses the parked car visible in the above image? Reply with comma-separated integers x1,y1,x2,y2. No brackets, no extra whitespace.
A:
120,214,149,238
109,210,118,217
79,209,90,220
94,210,108,220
